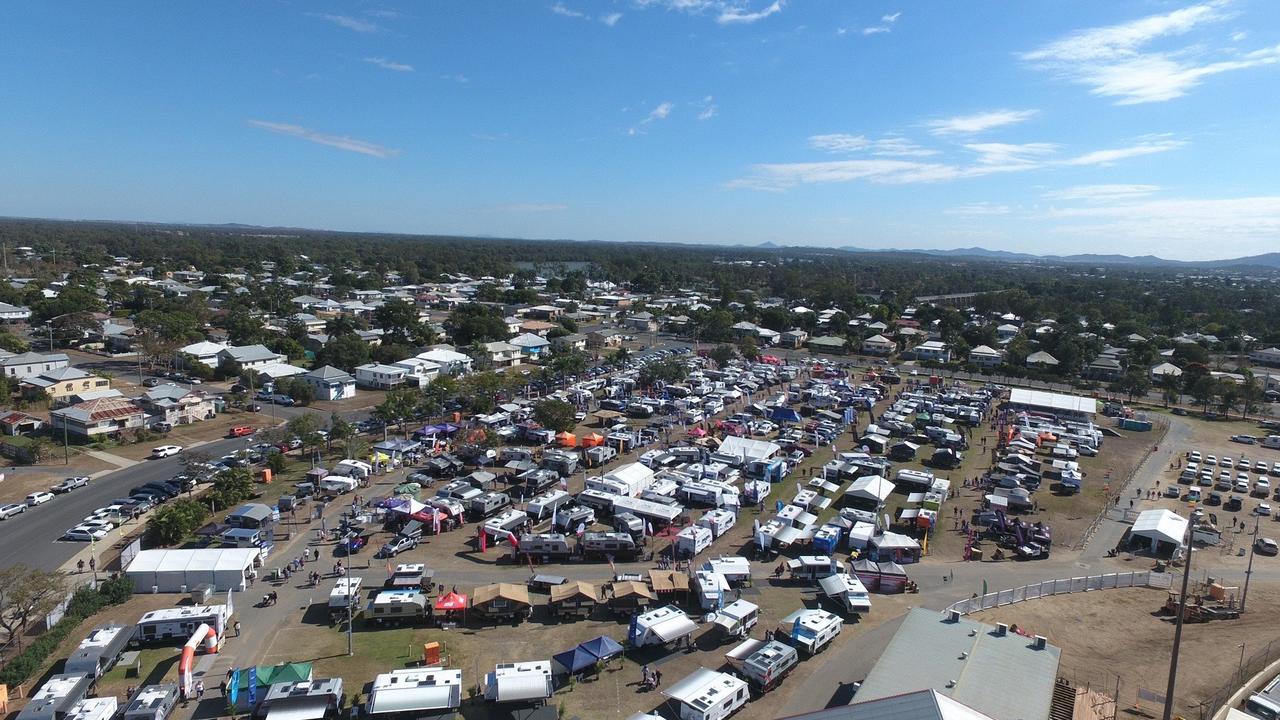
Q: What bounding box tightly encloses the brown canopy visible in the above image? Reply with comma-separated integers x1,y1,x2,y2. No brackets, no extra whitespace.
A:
648,570,691,593
551,581,599,604
470,582,531,607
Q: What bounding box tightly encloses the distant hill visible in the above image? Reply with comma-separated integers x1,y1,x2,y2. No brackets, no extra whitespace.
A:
837,245,1280,269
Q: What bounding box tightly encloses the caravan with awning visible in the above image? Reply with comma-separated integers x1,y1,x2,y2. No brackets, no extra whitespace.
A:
629,605,699,647
365,668,461,720
482,661,553,706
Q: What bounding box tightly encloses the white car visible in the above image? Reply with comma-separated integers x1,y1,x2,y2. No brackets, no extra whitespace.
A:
1189,451,1202,463
151,444,183,459
1223,457,1235,469
64,526,109,542
0,503,26,520
25,491,54,506
1205,455,1217,466
80,516,116,531
1256,503,1273,516
1257,479,1272,495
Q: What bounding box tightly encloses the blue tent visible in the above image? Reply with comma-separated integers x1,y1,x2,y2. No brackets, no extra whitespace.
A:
771,407,802,423
579,635,624,662
552,646,598,675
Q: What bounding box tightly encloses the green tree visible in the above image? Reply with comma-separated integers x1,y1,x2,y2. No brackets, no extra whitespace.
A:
1189,375,1218,413
328,413,354,453
146,499,209,546
533,399,577,432
445,304,509,346
375,298,435,346
373,388,419,438
316,334,371,371
710,344,737,368
0,566,67,650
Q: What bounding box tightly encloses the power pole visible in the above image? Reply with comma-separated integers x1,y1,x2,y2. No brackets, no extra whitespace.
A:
1163,513,1200,720
1241,516,1259,613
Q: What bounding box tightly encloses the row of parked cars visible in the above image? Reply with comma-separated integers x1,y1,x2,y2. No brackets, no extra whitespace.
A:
62,473,205,541
0,474,97,521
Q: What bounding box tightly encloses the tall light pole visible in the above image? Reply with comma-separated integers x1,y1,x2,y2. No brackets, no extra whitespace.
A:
1241,515,1259,613
1163,510,1201,720
45,321,53,351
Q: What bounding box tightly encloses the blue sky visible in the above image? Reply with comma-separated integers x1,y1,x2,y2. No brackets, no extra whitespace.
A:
2,1,1278,259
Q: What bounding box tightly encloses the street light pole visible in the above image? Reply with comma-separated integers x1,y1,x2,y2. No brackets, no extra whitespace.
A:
1163,511,1200,720
1241,515,1259,613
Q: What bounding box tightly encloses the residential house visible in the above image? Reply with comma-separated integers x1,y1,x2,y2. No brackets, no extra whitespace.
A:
288,313,326,333
861,334,895,356
218,344,286,371
417,348,473,375
779,329,809,349
1025,350,1059,369
480,341,522,369
50,397,147,439
355,363,410,389
995,324,1021,341
392,358,442,388
139,385,216,425
303,366,357,401
0,302,32,322
967,345,1002,368
253,363,309,384
524,305,563,320
550,333,588,353
509,333,552,359
518,320,559,337
913,341,951,363
808,336,848,354
179,341,230,369
1085,355,1123,381
22,367,111,405
1251,347,1280,367
1150,362,1183,382
1,352,70,380
626,312,658,332
587,329,624,349
95,319,139,354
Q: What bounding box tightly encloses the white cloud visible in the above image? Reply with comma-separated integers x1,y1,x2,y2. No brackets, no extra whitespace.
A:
1061,139,1184,166
601,12,623,26
727,159,969,190
882,12,901,23
1023,1,1280,104
862,26,890,35
647,101,673,121
1043,184,1161,202
870,137,938,157
717,1,783,25
248,120,399,158
1042,196,1280,256
946,202,1012,216
1232,31,1248,42
441,73,469,83
964,142,1058,166
808,134,938,157
697,96,718,120
364,57,414,72
808,134,869,153
550,2,588,19
494,203,568,213
314,13,379,33
927,109,1038,136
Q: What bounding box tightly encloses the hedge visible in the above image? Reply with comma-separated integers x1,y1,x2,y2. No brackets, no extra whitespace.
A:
0,576,134,688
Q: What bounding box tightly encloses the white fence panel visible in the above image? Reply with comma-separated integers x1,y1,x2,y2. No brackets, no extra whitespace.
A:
943,570,1176,618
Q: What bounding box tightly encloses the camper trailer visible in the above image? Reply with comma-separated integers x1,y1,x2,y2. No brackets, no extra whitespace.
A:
676,526,714,558
552,505,597,533
579,532,641,560
483,661,553,705
710,599,759,639
575,488,617,513
693,570,731,611
893,468,935,489
365,668,462,720
526,490,571,522
328,577,363,621
818,573,872,615
367,589,428,626
697,509,736,538
122,685,179,720
778,608,842,655
702,557,752,586
64,698,118,720
482,509,530,539
629,605,699,648
319,476,358,495
254,679,346,720
437,480,483,504
727,639,799,691
785,556,845,583
64,624,131,678
383,564,433,591
16,674,93,720
466,492,512,520
662,668,749,720
515,533,574,560
133,605,229,646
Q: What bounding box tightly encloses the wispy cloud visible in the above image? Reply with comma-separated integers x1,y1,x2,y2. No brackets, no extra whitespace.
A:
727,159,967,190
1023,1,1280,104
248,120,399,158
882,12,901,23
628,101,674,135
862,26,890,36
697,96,718,120
1042,196,1280,255
946,202,1012,216
1043,184,1161,202
964,142,1058,166
494,203,568,213
1061,139,1184,166
717,1,784,25
313,13,379,33
601,12,623,26
808,134,938,157
364,57,414,72
441,73,469,83
926,109,1038,136
550,2,588,19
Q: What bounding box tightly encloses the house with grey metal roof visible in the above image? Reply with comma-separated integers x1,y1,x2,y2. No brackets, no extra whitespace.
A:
218,344,286,370
1,351,70,380
779,689,998,720
304,365,357,401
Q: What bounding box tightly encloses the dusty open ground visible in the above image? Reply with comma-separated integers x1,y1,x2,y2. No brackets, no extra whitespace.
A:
971,585,1280,719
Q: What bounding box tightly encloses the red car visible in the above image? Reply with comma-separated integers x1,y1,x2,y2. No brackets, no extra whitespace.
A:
228,425,255,438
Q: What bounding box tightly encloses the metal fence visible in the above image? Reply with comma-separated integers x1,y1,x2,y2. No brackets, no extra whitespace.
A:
943,570,1172,616
1193,638,1280,720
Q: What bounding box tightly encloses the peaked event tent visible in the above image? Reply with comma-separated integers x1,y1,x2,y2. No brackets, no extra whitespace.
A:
582,433,605,447
579,635,624,661
434,592,468,611
552,646,598,675
556,431,578,448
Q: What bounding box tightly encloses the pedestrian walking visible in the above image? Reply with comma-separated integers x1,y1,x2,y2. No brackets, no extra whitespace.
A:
77,559,85,573
641,665,650,684
654,669,663,687
195,680,204,700
89,557,96,573
234,620,242,637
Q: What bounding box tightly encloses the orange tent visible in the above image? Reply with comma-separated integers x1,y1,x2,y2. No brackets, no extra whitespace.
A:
581,433,604,447
557,431,579,447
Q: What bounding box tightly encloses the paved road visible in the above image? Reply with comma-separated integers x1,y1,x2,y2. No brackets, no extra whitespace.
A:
0,436,251,571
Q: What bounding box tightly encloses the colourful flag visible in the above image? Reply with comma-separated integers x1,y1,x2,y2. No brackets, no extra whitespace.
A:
479,530,487,553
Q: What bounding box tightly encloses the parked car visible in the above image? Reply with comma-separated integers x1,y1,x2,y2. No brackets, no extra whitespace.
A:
1225,496,1244,512
1256,538,1279,556
152,421,173,432
0,503,27,519
150,444,183,459
52,476,91,493
64,526,109,542
247,403,263,412
1256,503,1273,516
1232,434,1258,444
143,377,163,387
228,425,255,438
25,491,54,506
1206,492,1223,506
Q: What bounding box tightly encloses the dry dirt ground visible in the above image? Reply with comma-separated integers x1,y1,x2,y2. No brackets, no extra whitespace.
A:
970,585,1280,719
0,455,115,504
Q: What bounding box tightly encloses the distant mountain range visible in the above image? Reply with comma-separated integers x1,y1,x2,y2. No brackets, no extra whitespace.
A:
761,242,1280,269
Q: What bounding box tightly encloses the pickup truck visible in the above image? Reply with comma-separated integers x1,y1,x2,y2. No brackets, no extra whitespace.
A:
53,476,91,493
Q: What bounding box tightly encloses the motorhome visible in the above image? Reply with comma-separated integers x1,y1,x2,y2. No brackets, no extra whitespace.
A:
255,679,346,720
702,557,752,586
466,492,512,520
818,573,872,615
515,533,573,560
122,685,179,720
133,605,229,646
579,532,641,560
727,639,798,691
676,525,714,558
778,608,842,655
64,624,131,678
483,661,553,705
365,668,462,720
328,577,363,621
710,599,759,639
662,668,749,720
367,589,429,626
786,556,845,583
526,490,571,522
629,605,699,647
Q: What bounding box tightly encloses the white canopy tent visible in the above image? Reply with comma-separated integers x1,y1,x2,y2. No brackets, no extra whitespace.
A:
846,476,895,504
125,548,258,592
1131,509,1189,554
